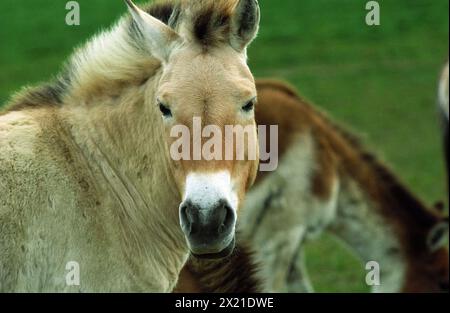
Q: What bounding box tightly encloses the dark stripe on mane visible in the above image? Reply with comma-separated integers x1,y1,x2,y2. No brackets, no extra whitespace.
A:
144,0,236,48
3,75,69,112
192,4,232,47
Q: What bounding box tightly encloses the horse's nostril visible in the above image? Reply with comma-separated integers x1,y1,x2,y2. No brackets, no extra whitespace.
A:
180,208,188,233
180,199,235,238
219,223,226,234
180,204,187,221
219,202,235,233
180,201,196,235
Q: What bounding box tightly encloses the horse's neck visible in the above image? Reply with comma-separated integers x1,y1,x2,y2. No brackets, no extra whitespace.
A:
60,78,189,289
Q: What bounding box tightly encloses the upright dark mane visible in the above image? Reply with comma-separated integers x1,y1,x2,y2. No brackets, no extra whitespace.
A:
190,1,234,47
142,0,237,48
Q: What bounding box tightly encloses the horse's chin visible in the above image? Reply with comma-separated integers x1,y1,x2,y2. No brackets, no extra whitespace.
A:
191,237,235,260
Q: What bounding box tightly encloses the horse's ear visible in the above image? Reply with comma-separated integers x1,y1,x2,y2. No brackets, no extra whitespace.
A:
125,0,180,61
230,0,260,52
427,220,449,252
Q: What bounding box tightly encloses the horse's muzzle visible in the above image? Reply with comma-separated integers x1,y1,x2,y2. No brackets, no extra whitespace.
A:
179,199,236,259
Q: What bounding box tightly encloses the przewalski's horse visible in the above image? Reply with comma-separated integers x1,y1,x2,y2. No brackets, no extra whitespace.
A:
176,80,449,293
0,0,261,292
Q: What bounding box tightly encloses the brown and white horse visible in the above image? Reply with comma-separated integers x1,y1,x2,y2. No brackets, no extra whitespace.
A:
177,79,449,293
0,0,261,292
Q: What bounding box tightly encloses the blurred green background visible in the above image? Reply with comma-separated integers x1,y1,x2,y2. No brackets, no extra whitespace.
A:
0,0,448,292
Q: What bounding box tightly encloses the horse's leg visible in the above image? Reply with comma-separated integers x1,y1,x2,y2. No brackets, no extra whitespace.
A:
242,183,336,292
286,236,314,293
243,184,337,293
253,225,312,292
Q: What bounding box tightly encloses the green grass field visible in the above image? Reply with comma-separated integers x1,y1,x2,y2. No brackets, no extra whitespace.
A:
0,0,448,292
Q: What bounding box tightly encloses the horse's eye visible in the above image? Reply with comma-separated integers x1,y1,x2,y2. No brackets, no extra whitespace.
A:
242,99,255,112
158,101,172,118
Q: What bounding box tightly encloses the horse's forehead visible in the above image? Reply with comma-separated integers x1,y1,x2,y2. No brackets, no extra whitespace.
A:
170,47,246,77
161,52,251,99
